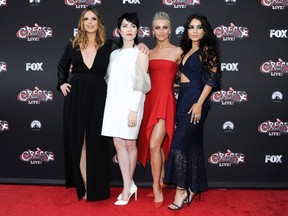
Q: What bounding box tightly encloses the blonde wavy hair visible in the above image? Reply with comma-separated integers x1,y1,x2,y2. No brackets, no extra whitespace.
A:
72,7,106,50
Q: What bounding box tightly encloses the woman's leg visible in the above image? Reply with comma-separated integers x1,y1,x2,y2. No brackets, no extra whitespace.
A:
125,140,137,180
79,134,87,198
160,147,166,186
168,187,189,210
149,119,166,203
113,137,133,201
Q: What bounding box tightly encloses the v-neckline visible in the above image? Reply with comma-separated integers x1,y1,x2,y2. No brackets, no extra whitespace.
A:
181,49,198,67
79,46,97,70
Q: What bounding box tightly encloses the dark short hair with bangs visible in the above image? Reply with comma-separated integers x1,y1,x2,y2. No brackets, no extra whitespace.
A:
117,12,139,48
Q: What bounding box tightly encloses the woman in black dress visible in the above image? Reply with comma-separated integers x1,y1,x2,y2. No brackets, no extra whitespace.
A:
57,7,148,202
57,7,118,201
164,14,221,210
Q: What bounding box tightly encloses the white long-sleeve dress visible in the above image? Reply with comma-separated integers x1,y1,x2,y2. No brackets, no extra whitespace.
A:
101,47,145,139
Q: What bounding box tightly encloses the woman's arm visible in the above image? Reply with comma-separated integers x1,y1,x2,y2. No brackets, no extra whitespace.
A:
57,43,72,94
128,51,149,127
188,66,217,124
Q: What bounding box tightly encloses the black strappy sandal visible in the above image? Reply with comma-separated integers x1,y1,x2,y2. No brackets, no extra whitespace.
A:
185,191,202,204
168,188,190,211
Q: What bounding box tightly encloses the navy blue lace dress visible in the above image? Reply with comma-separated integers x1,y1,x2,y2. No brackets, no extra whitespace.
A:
164,50,221,193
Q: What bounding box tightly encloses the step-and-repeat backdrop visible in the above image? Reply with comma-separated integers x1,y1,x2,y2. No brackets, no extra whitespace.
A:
0,0,287,188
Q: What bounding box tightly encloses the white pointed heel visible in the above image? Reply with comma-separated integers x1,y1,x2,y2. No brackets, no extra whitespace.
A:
114,181,137,205
131,183,137,201
117,193,122,200
114,199,128,205
116,180,136,201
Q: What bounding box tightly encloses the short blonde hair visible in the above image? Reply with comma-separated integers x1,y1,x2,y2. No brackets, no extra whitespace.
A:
152,11,171,28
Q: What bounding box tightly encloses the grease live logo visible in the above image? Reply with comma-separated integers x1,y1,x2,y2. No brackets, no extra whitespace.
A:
17,87,53,104
64,0,101,8
258,118,288,136
260,58,288,76
20,148,55,164
214,23,249,41
208,149,245,167
16,23,53,42
261,0,288,9
162,0,200,8
210,87,248,105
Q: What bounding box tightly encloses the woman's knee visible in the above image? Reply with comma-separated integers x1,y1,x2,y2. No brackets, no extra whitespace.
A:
113,138,124,150
125,141,136,152
149,141,161,153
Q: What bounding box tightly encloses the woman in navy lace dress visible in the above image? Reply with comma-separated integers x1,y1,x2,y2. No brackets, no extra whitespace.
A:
164,14,221,210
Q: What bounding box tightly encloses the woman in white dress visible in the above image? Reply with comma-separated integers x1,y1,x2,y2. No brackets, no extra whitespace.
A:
101,12,149,205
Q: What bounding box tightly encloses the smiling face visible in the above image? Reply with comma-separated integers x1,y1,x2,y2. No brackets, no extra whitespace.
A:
187,18,205,43
119,18,138,42
83,10,98,34
152,19,171,42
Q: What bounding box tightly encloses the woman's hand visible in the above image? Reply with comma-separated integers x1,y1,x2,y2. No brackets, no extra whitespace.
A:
187,102,202,124
128,111,137,127
60,83,71,96
137,43,150,55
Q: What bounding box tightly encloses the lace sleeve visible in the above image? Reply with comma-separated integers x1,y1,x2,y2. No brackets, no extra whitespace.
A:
57,42,72,91
202,69,221,91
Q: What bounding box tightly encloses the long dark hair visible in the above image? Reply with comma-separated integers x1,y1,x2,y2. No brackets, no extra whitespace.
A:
117,12,139,48
180,14,220,72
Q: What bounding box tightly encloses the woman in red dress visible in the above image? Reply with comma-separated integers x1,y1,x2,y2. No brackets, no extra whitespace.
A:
138,11,182,208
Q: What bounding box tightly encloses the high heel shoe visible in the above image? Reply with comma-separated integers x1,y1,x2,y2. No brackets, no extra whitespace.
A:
117,180,135,200
153,186,164,208
114,181,138,205
154,200,164,209
161,182,168,189
168,189,190,210
117,193,122,200
185,191,201,204
147,182,167,197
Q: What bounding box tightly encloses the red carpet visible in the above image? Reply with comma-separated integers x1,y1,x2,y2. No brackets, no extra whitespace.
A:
0,185,287,216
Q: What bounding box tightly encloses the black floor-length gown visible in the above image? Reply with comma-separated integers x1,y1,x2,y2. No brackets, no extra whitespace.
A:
57,40,117,201
164,50,221,193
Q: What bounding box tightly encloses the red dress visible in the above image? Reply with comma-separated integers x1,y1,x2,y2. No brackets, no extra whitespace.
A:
138,59,178,167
